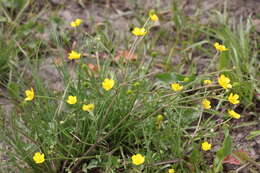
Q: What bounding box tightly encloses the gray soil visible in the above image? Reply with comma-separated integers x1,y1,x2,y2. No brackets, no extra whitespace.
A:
1,0,259,172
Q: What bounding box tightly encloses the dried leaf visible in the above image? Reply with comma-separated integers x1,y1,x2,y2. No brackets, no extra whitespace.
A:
223,150,250,165
115,50,137,62
88,63,97,71
223,154,241,165
53,57,62,66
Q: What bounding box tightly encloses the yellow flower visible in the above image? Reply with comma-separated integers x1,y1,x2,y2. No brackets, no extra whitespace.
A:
168,169,175,173
66,96,77,104
82,104,94,111
214,42,228,51
68,50,81,60
218,74,232,89
201,141,212,151
33,152,45,164
102,78,115,91
70,18,82,27
202,99,211,109
24,88,35,101
149,10,159,21
132,27,147,36
228,109,240,119
131,153,145,165
203,80,212,85
171,83,183,91
228,93,240,104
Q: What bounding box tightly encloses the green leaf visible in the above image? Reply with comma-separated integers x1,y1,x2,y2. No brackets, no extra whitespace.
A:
218,51,230,70
155,72,174,82
214,129,232,172
7,81,20,101
189,144,202,164
246,130,260,140
155,72,195,84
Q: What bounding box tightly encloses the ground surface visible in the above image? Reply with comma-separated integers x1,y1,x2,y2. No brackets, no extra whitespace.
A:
0,0,259,172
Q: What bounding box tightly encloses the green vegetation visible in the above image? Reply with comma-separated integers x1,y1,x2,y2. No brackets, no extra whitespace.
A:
0,0,259,172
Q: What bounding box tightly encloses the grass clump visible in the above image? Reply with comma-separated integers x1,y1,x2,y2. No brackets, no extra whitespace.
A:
1,1,259,173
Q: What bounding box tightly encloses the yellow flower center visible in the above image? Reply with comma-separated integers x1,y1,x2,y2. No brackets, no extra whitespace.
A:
70,18,82,27
132,27,147,36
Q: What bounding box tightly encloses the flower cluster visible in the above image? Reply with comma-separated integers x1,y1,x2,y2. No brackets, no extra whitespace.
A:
131,10,159,37
82,104,95,112
70,18,82,28
23,9,245,172
132,27,147,37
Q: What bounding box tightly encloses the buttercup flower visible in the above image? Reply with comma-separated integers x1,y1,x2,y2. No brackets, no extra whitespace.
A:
202,99,211,109
171,83,183,91
218,74,232,89
203,80,212,85
67,96,77,104
132,27,147,36
24,88,35,101
201,141,212,151
214,42,228,51
82,104,94,111
149,10,159,21
131,153,145,165
102,78,115,91
168,169,175,173
228,93,240,104
228,109,240,119
68,51,81,60
70,18,82,27
33,152,45,164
